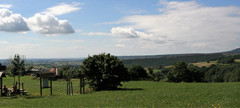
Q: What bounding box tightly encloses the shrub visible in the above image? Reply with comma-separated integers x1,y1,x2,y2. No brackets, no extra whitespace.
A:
128,64,147,80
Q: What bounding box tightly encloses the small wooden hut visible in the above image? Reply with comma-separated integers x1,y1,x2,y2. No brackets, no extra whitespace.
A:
39,72,56,96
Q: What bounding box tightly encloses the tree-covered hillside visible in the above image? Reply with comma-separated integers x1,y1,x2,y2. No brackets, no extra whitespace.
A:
122,53,223,67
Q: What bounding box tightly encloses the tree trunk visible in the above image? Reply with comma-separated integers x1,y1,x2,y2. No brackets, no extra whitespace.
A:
18,75,20,89
13,76,15,85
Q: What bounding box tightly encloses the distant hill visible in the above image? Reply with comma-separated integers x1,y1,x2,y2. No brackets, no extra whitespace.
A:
1,47,240,67
122,53,224,67
224,48,240,54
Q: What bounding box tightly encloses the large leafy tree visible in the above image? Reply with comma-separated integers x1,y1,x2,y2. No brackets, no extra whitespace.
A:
80,53,128,91
8,54,26,85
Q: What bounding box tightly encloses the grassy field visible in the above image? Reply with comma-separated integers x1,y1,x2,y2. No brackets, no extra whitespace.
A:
0,76,240,107
190,60,217,67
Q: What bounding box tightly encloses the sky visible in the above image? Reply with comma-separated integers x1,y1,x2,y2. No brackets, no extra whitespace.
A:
0,0,240,59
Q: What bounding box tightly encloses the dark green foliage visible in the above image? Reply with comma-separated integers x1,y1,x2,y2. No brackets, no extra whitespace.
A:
58,65,78,81
187,64,204,82
8,54,26,76
147,67,153,75
217,57,234,64
80,53,128,91
166,62,204,82
204,63,240,82
128,64,147,80
152,71,164,81
167,62,192,82
123,53,223,67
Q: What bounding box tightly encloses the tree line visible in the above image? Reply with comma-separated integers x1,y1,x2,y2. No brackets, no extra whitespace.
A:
150,55,240,82
5,53,240,91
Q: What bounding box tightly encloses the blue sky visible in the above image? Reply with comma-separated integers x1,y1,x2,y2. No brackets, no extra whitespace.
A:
0,0,240,59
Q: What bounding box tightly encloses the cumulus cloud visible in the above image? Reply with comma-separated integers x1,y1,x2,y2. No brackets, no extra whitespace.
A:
0,9,30,32
0,4,12,8
86,27,153,39
111,27,158,42
27,13,74,35
0,3,78,35
115,1,240,52
42,2,81,16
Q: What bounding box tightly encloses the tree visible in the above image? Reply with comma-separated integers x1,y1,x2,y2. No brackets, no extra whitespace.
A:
147,67,153,75
128,64,147,80
167,61,192,82
188,64,204,82
217,57,234,64
8,54,26,86
80,53,128,91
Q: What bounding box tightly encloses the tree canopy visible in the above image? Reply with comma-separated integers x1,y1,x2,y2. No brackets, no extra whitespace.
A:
80,53,128,91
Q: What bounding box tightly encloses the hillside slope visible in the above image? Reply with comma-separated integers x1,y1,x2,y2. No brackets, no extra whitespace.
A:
122,53,223,67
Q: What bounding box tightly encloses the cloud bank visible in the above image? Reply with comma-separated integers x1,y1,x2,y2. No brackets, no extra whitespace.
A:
107,0,240,53
27,14,74,35
0,9,30,32
0,3,79,35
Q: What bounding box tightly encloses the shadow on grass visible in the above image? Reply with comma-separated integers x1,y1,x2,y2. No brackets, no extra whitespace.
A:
97,88,144,92
23,94,47,99
114,88,144,91
24,96,44,99
0,96,18,99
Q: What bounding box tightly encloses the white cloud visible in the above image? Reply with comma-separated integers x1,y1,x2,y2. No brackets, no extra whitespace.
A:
27,13,74,35
42,2,81,16
86,32,112,36
0,9,30,32
114,1,240,53
86,27,153,39
115,44,126,48
0,41,8,44
111,27,141,38
0,4,12,8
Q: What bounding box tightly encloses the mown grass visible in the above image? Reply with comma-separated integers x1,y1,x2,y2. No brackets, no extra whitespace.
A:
0,76,240,107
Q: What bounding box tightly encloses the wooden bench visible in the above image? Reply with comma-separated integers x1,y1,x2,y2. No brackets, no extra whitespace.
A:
19,89,28,95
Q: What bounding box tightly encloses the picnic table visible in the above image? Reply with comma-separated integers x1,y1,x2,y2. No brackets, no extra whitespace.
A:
4,88,28,96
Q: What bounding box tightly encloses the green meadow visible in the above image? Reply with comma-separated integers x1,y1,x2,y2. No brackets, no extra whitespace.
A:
0,76,240,107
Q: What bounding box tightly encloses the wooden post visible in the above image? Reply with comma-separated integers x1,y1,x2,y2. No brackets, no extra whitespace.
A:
22,83,24,90
0,78,2,97
79,78,81,94
83,78,85,94
66,83,68,95
40,78,42,96
80,78,82,94
71,82,73,95
18,75,20,90
22,83,24,95
50,79,52,96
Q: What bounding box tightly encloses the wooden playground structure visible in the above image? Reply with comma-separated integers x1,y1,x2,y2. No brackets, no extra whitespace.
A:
0,72,28,97
1,71,87,97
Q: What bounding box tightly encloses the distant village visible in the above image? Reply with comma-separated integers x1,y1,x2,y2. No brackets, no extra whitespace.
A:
0,63,59,77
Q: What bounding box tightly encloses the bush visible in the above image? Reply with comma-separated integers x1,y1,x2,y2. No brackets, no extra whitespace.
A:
128,64,147,80
217,57,234,64
80,53,128,91
167,62,192,82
